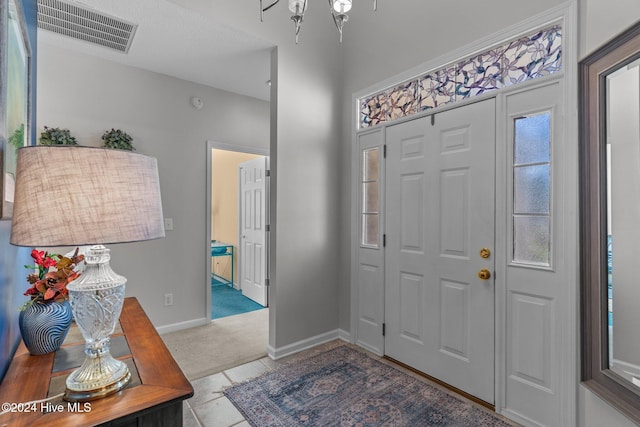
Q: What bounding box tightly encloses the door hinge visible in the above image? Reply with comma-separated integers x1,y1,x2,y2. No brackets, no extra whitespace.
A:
431,115,435,126
265,169,271,177
383,234,386,247
382,323,386,336
266,224,270,232
265,278,270,287
383,144,387,158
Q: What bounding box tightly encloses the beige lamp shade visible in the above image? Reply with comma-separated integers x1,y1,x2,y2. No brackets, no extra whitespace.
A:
10,146,165,246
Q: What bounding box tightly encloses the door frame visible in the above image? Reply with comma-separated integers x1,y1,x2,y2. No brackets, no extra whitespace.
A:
351,81,567,423
349,4,577,425
205,140,270,322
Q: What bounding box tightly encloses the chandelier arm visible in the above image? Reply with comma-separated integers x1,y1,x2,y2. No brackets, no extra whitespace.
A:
328,0,347,42
295,20,301,44
290,0,307,44
328,0,340,31
260,0,281,21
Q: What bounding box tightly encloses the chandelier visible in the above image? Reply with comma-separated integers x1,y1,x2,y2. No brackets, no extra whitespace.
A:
260,0,378,44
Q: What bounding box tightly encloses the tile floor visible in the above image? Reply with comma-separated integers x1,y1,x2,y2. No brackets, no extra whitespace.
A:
182,357,273,427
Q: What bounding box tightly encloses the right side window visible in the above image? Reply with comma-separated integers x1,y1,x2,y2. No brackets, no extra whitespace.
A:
512,112,552,266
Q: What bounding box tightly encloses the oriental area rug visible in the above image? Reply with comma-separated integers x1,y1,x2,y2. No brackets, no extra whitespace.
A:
224,344,519,427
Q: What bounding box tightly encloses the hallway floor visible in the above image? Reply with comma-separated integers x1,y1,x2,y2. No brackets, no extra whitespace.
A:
211,279,264,320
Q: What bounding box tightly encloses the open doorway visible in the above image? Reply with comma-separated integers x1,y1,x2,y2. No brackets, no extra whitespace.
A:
206,142,270,321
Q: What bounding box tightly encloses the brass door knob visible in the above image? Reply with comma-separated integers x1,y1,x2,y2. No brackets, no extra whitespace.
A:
478,268,491,280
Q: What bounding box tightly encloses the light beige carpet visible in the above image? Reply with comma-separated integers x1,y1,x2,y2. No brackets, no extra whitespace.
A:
161,308,269,380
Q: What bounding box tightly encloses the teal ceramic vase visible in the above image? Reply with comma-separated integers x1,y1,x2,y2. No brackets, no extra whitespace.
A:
19,300,73,355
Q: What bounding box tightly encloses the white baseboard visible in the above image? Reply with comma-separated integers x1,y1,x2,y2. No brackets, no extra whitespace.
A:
338,329,351,342
156,317,209,335
267,328,351,360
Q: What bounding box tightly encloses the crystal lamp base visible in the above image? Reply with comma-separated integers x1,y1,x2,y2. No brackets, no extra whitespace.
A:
64,353,131,402
63,245,130,402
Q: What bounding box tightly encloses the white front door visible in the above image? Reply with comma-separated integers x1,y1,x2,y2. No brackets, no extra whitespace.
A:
385,99,496,404
239,157,268,306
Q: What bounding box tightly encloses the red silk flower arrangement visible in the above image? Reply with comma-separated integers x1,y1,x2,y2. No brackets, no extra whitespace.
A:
21,248,84,310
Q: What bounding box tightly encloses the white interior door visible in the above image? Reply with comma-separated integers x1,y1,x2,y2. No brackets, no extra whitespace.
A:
239,157,267,306
385,99,496,404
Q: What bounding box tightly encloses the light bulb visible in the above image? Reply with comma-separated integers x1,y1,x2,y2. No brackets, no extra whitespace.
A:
289,0,306,14
332,0,352,13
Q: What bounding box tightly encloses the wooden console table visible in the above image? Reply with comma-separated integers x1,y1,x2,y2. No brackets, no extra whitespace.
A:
0,297,193,426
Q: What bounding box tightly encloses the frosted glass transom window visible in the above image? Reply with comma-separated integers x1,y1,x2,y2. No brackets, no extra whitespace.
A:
359,25,562,129
362,147,380,247
513,112,551,266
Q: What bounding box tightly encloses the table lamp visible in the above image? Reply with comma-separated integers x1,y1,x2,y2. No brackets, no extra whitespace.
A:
10,145,165,402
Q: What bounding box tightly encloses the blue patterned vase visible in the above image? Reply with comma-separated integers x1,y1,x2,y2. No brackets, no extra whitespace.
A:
19,300,73,355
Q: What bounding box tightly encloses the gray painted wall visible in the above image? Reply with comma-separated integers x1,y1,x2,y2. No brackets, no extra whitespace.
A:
36,42,270,328
38,0,346,357
169,0,345,351
580,0,640,56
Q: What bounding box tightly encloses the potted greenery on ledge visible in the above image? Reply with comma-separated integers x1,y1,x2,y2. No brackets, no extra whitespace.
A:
39,126,78,146
102,128,134,151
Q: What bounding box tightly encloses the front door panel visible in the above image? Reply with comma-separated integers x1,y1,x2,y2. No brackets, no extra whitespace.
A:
385,99,496,404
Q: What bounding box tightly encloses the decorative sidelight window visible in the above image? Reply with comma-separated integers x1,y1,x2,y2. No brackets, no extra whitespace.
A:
361,147,380,248
512,112,552,266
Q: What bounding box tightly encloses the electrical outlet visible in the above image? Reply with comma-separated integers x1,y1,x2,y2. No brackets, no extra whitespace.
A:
164,293,173,306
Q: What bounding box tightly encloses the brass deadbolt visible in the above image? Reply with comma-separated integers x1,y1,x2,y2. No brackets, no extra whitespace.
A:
480,248,491,259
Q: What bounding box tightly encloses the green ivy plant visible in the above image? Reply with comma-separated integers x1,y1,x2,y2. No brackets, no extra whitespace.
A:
39,126,78,146
101,128,134,151
8,124,25,154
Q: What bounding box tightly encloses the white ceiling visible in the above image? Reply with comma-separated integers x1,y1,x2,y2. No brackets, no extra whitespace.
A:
37,0,274,101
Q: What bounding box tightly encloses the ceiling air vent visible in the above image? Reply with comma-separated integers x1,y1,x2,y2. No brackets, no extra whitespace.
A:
37,0,137,53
